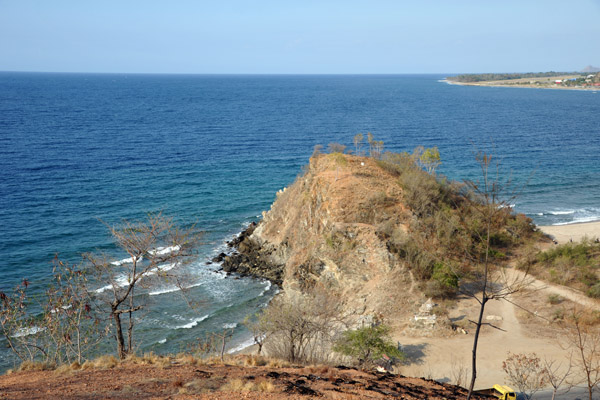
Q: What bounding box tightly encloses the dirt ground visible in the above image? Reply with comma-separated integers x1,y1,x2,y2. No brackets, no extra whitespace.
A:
0,359,494,400
397,266,600,389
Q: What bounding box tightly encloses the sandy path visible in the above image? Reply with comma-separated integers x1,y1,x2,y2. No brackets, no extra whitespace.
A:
396,266,599,389
398,294,563,389
395,224,600,389
510,268,600,311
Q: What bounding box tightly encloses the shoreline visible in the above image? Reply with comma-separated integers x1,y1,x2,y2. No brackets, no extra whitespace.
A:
538,220,600,244
443,79,599,91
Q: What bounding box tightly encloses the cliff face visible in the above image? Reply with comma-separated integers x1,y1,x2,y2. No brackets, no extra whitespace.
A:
224,153,420,318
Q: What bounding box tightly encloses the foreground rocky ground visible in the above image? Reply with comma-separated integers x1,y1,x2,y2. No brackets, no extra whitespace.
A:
0,356,494,399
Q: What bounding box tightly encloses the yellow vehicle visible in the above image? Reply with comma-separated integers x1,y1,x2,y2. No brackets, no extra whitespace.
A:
474,384,517,400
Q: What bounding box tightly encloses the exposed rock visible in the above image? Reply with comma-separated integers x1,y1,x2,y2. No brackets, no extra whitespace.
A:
224,153,420,320
221,222,285,286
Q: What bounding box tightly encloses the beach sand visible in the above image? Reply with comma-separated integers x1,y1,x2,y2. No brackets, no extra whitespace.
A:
539,221,600,244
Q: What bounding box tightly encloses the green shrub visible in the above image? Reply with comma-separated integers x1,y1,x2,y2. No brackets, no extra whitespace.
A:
334,324,404,368
490,231,514,247
588,283,600,299
428,262,459,298
547,294,562,305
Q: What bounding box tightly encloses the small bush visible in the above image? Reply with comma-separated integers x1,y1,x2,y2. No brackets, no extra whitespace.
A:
82,354,119,370
334,324,404,368
243,354,267,367
18,360,55,372
587,283,600,299
547,294,563,304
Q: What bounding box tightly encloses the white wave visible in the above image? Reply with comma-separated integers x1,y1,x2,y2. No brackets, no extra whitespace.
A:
227,337,256,354
149,286,181,296
149,245,180,256
173,315,209,329
157,338,167,344
553,216,600,226
151,262,177,273
95,274,130,293
11,326,46,338
50,305,72,313
111,256,142,266
549,210,575,215
258,280,272,297
96,262,178,294
149,277,214,296
223,322,238,329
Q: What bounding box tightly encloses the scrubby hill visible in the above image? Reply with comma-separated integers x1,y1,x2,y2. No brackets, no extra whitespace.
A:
223,151,538,328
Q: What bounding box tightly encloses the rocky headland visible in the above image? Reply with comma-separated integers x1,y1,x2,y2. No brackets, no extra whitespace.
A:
220,153,422,320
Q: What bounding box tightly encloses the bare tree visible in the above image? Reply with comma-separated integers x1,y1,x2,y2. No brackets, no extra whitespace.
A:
328,142,347,154
257,289,347,363
243,314,267,355
542,356,573,400
367,132,374,157
463,151,531,399
563,308,600,400
372,140,384,159
86,213,199,359
0,259,105,366
502,352,546,399
450,355,469,388
214,329,234,361
353,133,364,155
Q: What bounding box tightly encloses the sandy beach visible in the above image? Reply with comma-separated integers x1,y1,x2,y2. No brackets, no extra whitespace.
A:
539,221,600,244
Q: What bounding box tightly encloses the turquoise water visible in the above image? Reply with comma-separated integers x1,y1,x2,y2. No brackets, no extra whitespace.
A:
1,73,599,368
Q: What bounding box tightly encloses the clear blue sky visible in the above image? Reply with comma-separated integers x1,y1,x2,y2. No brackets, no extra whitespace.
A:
1,0,599,74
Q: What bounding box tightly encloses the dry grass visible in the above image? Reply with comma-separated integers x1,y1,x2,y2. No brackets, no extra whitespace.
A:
241,354,268,367
303,364,332,375
82,354,119,370
220,378,275,392
16,361,55,372
53,361,82,375
125,352,171,368
266,358,291,368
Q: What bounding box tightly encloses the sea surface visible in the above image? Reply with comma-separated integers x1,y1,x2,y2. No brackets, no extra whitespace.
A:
0,73,599,369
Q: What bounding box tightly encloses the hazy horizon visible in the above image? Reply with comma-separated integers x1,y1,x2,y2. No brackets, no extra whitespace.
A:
1,0,599,75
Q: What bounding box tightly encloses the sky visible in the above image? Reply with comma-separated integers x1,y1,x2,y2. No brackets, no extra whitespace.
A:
0,0,599,74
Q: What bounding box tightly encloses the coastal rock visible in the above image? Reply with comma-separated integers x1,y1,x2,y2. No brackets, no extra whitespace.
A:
221,223,285,286
225,153,419,319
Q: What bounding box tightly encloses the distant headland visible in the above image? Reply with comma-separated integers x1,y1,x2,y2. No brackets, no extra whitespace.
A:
446,68,600,90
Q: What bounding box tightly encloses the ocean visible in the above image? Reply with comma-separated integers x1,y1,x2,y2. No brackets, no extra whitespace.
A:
0,73,599,369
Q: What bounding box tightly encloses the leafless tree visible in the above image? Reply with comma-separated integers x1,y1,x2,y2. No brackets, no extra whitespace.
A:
502,352,546,399
463,151,532,399
85,213,199,359
328,142,347,154
563,308,600,400
257,288,348,363
353,133,364,155
542,355,573,400
0,259,106,366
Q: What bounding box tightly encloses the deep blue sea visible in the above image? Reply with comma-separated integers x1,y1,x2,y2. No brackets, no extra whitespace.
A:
0,73,599,369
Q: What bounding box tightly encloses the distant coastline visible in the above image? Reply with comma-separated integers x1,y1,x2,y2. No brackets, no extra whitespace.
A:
444,79,599,91
444,71,600,91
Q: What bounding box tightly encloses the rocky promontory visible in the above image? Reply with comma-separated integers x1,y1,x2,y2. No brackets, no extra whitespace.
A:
220,152,419,319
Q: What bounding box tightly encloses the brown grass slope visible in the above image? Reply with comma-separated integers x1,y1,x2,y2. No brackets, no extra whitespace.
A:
0,356,494,399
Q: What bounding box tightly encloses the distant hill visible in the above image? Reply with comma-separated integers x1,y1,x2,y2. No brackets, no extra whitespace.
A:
582,65,600,73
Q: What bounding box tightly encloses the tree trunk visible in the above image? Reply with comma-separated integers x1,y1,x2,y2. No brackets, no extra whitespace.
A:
113,311,126,359
467,296,488,400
